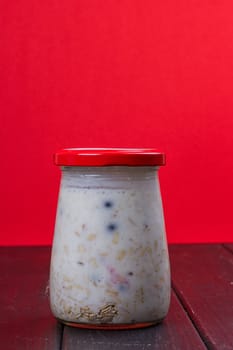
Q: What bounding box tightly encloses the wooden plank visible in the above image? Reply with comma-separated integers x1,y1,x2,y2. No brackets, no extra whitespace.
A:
62,290,206,350
169,244,233,350
0,246,62,350
223,243,233,254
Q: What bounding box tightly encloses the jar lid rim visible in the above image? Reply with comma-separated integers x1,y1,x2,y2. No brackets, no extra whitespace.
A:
54,148,165,166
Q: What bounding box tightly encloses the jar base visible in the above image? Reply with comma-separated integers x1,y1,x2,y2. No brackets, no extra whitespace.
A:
57,318,164,330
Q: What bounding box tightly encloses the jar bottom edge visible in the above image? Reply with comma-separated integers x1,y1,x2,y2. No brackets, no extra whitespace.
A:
57,318,164,330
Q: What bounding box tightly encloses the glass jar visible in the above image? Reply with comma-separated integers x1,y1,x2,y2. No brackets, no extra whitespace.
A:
49,148,170,329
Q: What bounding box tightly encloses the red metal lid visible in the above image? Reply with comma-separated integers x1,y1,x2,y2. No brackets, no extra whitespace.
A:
54,148,165,166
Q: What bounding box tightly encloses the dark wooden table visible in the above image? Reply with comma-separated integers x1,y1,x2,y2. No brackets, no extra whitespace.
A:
1,244,232,350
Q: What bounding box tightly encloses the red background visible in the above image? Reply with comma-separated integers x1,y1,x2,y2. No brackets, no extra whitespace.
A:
1,1,233,245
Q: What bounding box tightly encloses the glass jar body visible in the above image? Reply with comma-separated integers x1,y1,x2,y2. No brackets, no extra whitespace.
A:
49,166,170,329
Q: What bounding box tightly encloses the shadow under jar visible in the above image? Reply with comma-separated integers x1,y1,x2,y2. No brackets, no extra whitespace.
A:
49,148,170,329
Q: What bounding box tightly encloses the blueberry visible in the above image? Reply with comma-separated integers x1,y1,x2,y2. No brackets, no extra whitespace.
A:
107,223,117,231
104,200,113,208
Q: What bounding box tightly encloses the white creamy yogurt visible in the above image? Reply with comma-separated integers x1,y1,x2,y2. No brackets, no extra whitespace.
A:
50,166,170,327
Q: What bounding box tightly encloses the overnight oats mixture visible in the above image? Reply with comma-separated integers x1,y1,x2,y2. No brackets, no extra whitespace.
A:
50,166,170,326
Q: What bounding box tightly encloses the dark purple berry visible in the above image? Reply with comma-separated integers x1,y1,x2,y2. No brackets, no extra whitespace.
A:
104,200,113,208
107,223,117,231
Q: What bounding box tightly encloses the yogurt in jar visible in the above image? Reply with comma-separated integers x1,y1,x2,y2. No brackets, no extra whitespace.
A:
49,149,170,328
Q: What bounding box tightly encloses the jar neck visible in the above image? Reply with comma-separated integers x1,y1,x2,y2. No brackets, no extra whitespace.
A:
60,166,159,189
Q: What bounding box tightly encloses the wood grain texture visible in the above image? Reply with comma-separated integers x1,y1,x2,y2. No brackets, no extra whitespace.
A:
169,244,233,350
62,291,206,350
223,243,233,254
0,246,62,350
